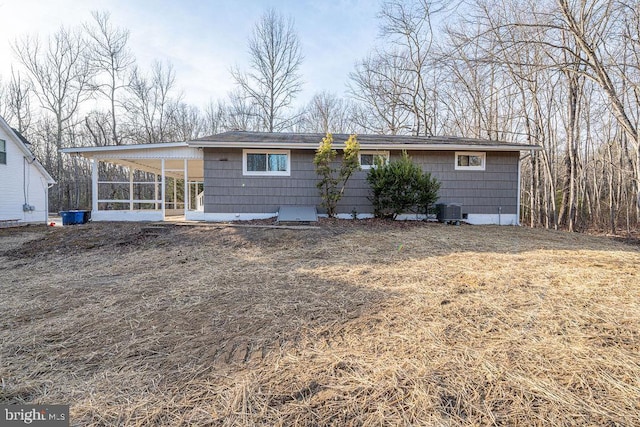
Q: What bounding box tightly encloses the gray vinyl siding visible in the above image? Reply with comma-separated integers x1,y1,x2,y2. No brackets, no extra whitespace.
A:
204,149,323,213
408,151,519,215
203,148,519,215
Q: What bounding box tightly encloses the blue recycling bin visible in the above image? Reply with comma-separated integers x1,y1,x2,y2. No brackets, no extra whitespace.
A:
59,211,74,225
71,210,85,224
60,210,90,225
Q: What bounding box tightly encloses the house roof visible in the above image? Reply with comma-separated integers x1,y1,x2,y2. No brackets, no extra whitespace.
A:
12,128,32,146
0,115,55,184
192,131,541,151
60,131,541,160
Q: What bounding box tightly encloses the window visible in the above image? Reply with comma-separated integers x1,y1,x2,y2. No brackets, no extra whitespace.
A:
455,152,485,171
359,151,389,169
0,139,6,165
243,149,290,176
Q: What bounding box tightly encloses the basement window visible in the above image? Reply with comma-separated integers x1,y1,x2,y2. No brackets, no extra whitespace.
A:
359,151,389,169
243,149,290,176
0,139,6,165
455,152,485,171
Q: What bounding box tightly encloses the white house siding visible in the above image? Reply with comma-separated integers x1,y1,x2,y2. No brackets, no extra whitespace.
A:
0,125,51,223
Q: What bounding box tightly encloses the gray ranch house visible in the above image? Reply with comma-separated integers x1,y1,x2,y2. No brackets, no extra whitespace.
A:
62,132,539,225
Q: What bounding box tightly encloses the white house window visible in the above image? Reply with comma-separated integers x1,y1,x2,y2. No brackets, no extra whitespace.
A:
243,149,290,176
0,139,6,165
455,152,486,171
359,151,389,169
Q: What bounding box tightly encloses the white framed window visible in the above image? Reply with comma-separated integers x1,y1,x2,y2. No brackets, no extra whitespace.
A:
455,152,486,171
359,150,389,169
0,139,6,165
243,149,290,176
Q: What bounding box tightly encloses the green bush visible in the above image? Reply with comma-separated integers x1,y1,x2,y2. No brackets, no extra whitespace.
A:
367,151,440,219
416,171,441,216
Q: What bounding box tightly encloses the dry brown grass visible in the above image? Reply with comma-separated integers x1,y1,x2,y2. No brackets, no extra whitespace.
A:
1,220,639,426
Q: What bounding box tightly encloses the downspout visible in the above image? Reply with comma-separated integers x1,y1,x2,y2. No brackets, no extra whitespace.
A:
23,156,36,220
517,154,522,226
40,177,55,224
46,182,55,224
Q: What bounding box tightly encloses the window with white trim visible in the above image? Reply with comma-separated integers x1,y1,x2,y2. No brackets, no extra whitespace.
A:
0,139,6,165
359,151,389,169
455,152,485,171
242,149,290,176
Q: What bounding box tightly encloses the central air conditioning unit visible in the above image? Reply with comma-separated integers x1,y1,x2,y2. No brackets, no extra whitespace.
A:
436,203,462,225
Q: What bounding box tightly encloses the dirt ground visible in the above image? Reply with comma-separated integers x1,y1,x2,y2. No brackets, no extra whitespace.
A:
1,220,639,426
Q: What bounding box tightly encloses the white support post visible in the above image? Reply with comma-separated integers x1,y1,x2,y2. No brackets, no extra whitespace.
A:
91,159,98,215
173,177,177,211
187,181,191,212
184,159,188,215
129,167,134,211
161,159,166,219
154,173,158,210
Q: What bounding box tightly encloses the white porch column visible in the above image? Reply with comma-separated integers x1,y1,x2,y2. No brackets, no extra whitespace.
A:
91,159,98,215
173,178,177,211
154,173,159,210
161,159,166,219
129,168,134,211
184,159,188,216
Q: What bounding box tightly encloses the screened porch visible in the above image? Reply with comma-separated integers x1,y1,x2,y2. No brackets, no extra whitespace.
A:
62,143,205,221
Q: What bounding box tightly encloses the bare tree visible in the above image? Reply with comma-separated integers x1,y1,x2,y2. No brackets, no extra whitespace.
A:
168,101,202,141
555,0,640,227
83,110,112,146
378,0,447,135
202,99,228,135
6,68,33,135
125,61,179,143
0,69,33,134
299,92,354,133
13,27,93,209
224,89,261,131
349,51,413,134
85,10,135,145
231,9,303,132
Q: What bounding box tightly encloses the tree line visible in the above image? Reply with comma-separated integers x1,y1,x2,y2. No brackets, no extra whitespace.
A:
1,1,638,233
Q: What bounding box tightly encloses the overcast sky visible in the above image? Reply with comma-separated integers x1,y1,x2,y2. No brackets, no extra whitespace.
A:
0,0,382,109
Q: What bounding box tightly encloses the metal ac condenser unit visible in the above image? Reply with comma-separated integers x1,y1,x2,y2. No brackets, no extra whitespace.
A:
436,203,462,225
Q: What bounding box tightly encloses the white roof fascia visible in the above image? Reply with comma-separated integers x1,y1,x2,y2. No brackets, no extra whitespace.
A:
60,141,189,154
61,143,202,161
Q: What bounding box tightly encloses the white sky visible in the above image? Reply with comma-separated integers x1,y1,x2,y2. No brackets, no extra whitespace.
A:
0,0,381,109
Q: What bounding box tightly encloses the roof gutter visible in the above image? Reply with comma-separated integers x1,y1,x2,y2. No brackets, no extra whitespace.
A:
189,141,541,152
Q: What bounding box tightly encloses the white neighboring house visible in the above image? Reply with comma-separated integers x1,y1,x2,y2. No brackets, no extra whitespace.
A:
0,115,55,224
